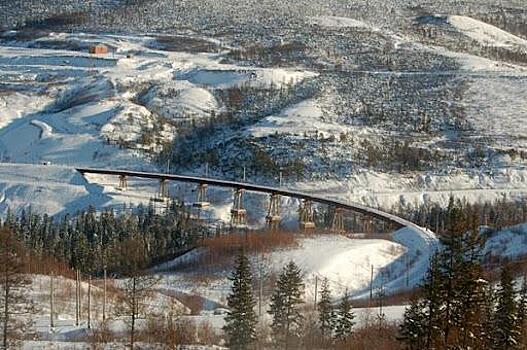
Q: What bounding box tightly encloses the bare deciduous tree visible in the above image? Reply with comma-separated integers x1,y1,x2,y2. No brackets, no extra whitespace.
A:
115,235,159,350
0,228,33,350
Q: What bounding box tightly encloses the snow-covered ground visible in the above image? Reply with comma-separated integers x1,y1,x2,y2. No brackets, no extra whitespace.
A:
0,28,526,217
0,32,315,168
158,227,437,305
484,223,527,259
308,16,377,31
447,15,527,49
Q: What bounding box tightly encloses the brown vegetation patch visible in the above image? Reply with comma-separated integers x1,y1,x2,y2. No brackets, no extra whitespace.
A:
200,229,298,266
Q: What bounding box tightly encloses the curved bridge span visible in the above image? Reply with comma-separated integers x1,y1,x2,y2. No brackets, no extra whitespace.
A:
76,167,423,231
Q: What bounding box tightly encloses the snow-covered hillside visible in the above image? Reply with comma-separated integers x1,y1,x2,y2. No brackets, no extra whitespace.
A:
0,20,526,217
158,227,437,304
0,32,314,169
447,15,527,49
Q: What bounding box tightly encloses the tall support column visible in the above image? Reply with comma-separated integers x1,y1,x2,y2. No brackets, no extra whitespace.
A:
363,215,373,234
266,193,281,231
159,178,169,199
299,199,315,231
118,175,128,190
194,183,210,208
331,207,345,234
351,212,357,233
231,188,247,228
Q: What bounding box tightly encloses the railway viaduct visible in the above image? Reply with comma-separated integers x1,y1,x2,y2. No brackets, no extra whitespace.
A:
76,168,423,234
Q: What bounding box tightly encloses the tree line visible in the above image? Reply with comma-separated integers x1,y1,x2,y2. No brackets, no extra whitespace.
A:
0,201,197,275
394,196,527,237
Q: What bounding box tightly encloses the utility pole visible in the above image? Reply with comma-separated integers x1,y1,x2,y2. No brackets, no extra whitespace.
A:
405,254,410,288
50,272,54,329
314,275,318,310
103,267,107,322
75,269,79,327
87,276,91,330
370,265,374,300
258,255,263,318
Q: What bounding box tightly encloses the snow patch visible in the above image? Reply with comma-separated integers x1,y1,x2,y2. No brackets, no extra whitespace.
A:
447,15,527,49
309,16,375,30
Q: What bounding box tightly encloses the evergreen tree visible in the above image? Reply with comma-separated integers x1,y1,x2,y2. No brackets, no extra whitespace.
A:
223,252,258,350
268,261,304,349
420,254,443,348
334,289,355,341
518,277,527,347
399,294,427,350
477,284,496,350
434,200,487,348
317,277,335,338
517,277,527,331
399,255,442,349
456,229,488,349
493,264,521,350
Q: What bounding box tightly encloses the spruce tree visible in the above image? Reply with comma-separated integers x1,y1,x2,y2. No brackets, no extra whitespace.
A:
334,289,355,341
268,261,305,349
399,295,427,350
434,200,487,348
317,277,335,338
493,264,521,350
517,277,527,332
518,277,527,348
420,254,443,348
478,284,496,350
223,252,258,350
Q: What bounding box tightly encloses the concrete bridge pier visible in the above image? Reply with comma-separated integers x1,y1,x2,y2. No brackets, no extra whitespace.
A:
231,188,247,228
299,199,315,231
266,193,281,231
118,175,128,190
331,207,345,234
159,179,169,199
363,216,374,234
194,183,210,208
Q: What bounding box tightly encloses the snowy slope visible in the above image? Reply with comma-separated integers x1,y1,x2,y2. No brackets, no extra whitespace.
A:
308,16,376,30
0,163,94,216
159,227,437,306
247,99,348,138
447,15,527,49
484,223,527,259
0,32,315,169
